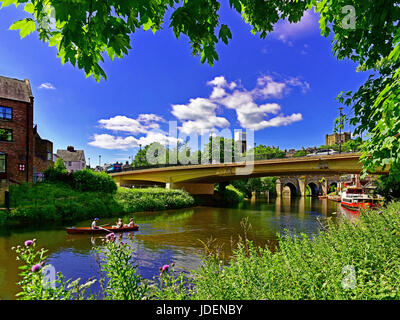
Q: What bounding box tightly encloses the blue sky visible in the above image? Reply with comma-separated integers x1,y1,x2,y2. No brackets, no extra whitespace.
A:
0,4,369,166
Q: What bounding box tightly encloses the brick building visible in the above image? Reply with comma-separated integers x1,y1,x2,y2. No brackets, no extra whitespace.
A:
325,132,352,146
0,75,53,185
33,125,53,181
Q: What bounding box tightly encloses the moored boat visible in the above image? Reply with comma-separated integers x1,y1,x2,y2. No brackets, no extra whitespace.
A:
66,225,139,234
340,187,382,211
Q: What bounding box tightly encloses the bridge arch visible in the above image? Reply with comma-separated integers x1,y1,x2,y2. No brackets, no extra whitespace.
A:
283,182,298,197
307,182,320,197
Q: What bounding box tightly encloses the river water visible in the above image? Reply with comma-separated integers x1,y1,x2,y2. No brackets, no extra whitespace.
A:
0,196,343,299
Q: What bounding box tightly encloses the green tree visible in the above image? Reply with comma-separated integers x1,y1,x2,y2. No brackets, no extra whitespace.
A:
54,158,67,172
293,150,307,157
203,136,240,164
249,145,286,160
132,146,151,168
3,0,400,175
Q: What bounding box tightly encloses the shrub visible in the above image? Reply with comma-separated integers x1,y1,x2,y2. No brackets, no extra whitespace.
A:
72,169,117,193
115,188,195,213
215,184,244,203
43,159,72,184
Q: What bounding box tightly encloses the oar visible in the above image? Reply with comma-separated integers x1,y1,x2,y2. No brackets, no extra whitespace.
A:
99,223,111,227
98,226,113,233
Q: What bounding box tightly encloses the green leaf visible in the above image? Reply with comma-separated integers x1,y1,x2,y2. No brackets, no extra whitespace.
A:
1,0,18,8
9,19,36,39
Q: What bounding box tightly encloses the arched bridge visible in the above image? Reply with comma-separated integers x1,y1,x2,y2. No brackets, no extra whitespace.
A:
110,153,387,195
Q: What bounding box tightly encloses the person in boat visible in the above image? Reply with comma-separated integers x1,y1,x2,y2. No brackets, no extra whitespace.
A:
124,218,135,228
113,218,123,229
91,218,100,230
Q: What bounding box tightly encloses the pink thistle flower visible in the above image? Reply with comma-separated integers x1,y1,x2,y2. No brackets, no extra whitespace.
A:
31,264,41,272
24,240,33,247
162,264,169,272
105,233,116,240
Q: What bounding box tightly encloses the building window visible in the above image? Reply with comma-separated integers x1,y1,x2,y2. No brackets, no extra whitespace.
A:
18,164,25,171
68,161,72,166
0,106,12,120
0,129,12,142
47,152,52,161
0,154,5,173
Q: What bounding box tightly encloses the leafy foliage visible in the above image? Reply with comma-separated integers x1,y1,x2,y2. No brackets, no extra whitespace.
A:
115,187,195,212
6,183,194,225
214,184,244,203
2,0,309,81
72,169,117,193
250,144,286,160
94,239,148,300
8,182,121,223
230,177,277,198
293,149,307,157
13,239,96,300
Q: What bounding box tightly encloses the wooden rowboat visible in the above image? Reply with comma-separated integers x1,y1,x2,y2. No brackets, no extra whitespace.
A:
66,225,139,234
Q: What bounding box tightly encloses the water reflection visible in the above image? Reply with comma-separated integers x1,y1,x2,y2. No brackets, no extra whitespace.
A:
0,196,340,299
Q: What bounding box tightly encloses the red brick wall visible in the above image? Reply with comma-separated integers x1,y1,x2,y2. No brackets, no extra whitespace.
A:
0,97,33,183
33,134,53,173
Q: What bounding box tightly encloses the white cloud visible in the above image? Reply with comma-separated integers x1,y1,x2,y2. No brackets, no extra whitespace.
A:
253,75,287,99
89,74,307,150
210,87,227,99
272,10,319,45
209,75,306,130
98,114,164,134
88,131,180,150
249,113,303,131
38,82,56,90
88,134,139,150
171,97,230,134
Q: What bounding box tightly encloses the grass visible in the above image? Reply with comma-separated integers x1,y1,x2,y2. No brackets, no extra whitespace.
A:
4,182,195,225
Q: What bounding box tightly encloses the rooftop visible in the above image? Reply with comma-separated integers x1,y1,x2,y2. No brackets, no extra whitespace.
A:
56,148,85,162
0,75,33,103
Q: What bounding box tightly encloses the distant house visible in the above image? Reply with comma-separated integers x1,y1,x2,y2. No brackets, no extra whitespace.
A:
54,146,86,172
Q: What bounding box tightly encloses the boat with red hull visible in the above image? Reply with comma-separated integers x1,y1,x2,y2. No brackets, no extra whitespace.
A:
66,225,139,234
341,187,382,211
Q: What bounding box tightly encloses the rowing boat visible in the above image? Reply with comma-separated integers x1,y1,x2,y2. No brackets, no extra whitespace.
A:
66,225,139,234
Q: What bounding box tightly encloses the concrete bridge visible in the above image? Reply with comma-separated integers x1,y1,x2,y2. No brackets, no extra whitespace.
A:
110,153,386,195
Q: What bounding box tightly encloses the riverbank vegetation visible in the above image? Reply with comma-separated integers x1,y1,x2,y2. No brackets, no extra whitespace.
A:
4,183,194,226
13,202,400,300
214,184,244,203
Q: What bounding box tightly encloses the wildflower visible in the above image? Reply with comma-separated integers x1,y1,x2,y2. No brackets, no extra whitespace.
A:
24,240,34,247
162,264,169,272
31,264,41,273
105,233,116,241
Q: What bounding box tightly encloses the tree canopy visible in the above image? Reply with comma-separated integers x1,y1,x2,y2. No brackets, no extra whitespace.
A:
2,0,400,176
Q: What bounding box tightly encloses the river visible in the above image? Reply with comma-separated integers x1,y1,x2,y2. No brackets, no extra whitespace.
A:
0,196,344,299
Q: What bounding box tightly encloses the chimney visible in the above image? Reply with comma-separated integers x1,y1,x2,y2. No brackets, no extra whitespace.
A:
67,146,75,152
